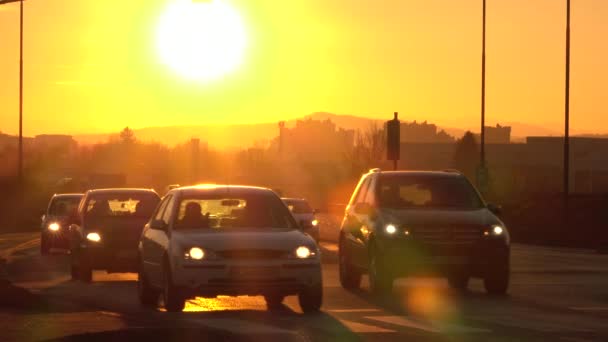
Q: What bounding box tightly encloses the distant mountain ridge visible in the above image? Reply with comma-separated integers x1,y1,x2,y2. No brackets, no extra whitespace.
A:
70,112,590,150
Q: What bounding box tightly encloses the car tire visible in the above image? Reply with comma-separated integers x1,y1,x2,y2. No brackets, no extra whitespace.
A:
40,237,50,255
339,237,362,289
298,282,322,314
484,262,509,296
79,254,93,283
368,243,393,297
163,261,185,312
447,273,469,291
264,294,285,311
70,261,79,280
138,262,158,307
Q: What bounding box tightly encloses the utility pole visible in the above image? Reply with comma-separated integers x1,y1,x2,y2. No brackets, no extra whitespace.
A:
563,0,571,217
480,0,487,169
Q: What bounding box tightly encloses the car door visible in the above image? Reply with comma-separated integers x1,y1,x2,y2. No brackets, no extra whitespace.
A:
142,195,172,285
343,176,372,268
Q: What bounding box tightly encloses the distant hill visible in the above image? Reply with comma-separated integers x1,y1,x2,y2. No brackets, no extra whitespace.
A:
70,113,591,150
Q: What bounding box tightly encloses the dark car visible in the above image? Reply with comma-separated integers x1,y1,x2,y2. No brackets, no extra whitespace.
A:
40,193,83,255
282,197,320,243
339,169,510,296
69,188,160,282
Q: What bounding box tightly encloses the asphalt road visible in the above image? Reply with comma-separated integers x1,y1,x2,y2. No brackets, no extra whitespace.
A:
2,233,608,341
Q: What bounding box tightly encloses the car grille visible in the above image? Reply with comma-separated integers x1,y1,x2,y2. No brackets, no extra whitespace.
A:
217,249,286,260
410,225,482,244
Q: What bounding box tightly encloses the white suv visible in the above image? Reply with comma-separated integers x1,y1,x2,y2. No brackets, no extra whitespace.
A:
137,185,323,313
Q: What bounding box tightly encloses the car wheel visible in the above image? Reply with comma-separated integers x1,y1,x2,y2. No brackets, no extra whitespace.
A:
339,238,361,289
298,282,322,314
368,243,393,297
264,294,285,311
40,237,50,255
138,262,158,307
484,262,509,296
163,261,185,312
447,272,469,291
79,253,93,283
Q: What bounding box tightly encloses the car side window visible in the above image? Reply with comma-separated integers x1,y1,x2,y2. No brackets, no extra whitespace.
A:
363,176,377,205
355,177,371,205
154,196,171,221
161,195,176,226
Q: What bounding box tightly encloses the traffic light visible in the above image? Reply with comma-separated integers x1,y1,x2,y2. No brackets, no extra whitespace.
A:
386,112,400,163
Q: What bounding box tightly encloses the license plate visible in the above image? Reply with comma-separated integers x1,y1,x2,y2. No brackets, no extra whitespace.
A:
230,266,278,279
117,250,137,259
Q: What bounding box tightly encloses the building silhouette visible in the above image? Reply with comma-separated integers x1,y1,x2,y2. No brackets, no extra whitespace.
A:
400,120,455,143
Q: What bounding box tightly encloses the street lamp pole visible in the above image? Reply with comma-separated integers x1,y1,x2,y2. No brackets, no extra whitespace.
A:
0,0,24,184
563,0,571,215
480,0,486,168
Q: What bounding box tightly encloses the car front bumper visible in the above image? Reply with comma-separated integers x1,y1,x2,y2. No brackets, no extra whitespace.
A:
172,259,322,297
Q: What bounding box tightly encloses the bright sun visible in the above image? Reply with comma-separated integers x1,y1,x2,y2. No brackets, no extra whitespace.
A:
156,0,247,82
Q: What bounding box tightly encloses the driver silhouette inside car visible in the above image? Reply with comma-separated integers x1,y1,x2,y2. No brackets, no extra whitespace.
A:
178,202,210,229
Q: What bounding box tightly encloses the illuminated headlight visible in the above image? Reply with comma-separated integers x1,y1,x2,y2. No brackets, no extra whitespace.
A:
311,219,319,227
294,246,316,259
86,232,101,242
187,247,205,260
385,224,397,234
48,223,60,232
492,226,504,235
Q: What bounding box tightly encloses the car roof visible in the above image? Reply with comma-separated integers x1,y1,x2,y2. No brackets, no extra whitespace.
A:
281,197,308,202
86,188,158,195
374,170,464,178
52,193,83,198
170,184,274,197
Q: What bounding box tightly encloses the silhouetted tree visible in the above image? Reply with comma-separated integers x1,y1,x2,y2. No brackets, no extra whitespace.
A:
349,123,386,175
453,131,478,180
119,127,136,144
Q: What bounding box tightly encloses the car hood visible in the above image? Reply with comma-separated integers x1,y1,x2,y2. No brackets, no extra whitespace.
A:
378,208,503,227
172,228,316,252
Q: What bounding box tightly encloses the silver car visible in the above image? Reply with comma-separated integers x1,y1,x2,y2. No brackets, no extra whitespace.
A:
282,197,320,243
137,185,323,313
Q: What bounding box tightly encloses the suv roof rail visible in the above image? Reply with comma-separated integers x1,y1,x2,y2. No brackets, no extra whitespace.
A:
369,168,381,173
442,169,462,174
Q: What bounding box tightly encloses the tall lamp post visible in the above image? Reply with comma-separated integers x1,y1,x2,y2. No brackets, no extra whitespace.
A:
563,0,571,215
480,0,487,168
0,0,24,184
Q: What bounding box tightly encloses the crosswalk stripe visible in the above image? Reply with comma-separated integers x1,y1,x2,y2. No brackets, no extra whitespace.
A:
339,319,396,333
329,309,381,313
366,316,490,334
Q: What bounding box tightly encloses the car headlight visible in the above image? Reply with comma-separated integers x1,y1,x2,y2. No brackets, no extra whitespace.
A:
492,226,504,235
48,223,60,232
186,247,205,260
294,246,316,259
385,224,397,235
86,232,101,242
311,219,319,227
484,225,506,237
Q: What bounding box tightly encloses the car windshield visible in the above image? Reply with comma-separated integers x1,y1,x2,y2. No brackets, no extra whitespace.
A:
174,192,297,230
49,197,81,216
283,200,313,214
377,175,484,210
85,193,159,218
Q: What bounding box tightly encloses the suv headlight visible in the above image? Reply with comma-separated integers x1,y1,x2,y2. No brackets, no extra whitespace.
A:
183,247,218,260
385,224,398,234
86,232,101,242
484,225,505,236
311,219,319,227
48,222,60,232
292,245,317,259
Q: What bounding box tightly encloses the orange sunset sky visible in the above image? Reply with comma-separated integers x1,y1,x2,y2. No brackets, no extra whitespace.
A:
0,0,607,136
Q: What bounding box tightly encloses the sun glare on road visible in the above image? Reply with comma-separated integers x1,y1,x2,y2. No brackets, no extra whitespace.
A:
156,0,248,82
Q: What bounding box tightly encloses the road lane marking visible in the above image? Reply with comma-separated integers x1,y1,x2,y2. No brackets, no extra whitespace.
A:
366,316,490,334
329,309,381,313
339,319,396,333
320,242,338,252
570,307,608,311
185,318,303,339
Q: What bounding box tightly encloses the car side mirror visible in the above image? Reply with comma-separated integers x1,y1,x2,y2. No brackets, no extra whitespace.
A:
487,203,502,216
41,214,46,222
354,202,376,217
300,219,313,230
150,219,168,231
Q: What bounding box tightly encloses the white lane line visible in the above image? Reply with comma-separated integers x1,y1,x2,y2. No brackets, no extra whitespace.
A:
329,309,381,313
339,319,396,333
366,316,490,334
320,242,338,252
185,318,302,339
570,307,608,311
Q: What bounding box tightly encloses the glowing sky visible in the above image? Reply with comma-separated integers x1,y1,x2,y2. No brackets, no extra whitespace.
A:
0,0,607,136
